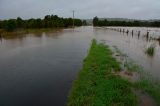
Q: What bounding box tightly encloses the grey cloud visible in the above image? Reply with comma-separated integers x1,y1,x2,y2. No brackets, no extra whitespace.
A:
0,0,160,19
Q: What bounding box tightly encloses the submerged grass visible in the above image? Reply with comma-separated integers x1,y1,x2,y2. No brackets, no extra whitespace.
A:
113,46,160,105
67,39,137,106
134,79,160,105
145,45,155,57
125,60,160,105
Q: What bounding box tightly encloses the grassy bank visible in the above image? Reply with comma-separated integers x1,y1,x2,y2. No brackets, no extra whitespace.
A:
68,39,137,106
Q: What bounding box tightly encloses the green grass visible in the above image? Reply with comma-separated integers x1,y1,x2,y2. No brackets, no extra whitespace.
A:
145,45,155,57
67,39,137,106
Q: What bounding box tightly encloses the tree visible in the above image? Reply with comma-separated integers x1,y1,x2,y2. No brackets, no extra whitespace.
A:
92,17,160,27
5,19,17,31
82,20,87,26
93,16,99,26
0,21,2,28
16,17,24,28
35,19,43,28
0,14,83,31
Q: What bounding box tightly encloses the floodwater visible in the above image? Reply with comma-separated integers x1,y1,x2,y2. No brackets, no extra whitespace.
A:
94,27,160,80
0,27,92,106
0,26,160,106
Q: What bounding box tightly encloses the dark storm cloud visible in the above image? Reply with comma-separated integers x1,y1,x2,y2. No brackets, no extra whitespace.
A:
0,0,160,19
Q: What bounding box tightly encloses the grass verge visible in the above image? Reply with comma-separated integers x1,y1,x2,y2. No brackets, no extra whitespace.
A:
67,39,137,106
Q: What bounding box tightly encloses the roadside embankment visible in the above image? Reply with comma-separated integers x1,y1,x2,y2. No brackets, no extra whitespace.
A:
67,39,137,106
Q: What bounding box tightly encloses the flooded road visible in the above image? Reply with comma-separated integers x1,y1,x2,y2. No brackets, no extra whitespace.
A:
0,26,160,106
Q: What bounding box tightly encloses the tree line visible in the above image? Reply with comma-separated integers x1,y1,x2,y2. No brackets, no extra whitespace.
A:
93,16,160,27
0,15,83,31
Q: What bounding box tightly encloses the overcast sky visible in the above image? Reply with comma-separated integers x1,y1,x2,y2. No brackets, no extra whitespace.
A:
0,0,160,20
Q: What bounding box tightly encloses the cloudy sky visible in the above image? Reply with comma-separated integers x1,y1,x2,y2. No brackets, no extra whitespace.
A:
0,0,160,20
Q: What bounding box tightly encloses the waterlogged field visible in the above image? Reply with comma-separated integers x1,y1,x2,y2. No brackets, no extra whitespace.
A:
0,26,160,105
94,27,160,80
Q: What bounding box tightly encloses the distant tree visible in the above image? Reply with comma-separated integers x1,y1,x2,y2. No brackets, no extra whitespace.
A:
63,18,71,27
104,19,108,26
44,15,51,20
35,19,43,28
74,19,82,26
5,19,17,31
82,20,87,26
133,21,140,26
93,16,99,26
51,15,58,20
92,17,160,27
16,17,24,28
26,19,35,28
0,21,2,28
0,14,83,31
152,21,160,27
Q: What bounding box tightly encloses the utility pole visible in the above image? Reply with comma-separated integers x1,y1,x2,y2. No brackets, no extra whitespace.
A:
72,10,75,28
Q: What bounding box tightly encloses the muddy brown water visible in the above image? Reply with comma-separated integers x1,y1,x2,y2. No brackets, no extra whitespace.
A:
0,26,160,106
0,27,92,106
